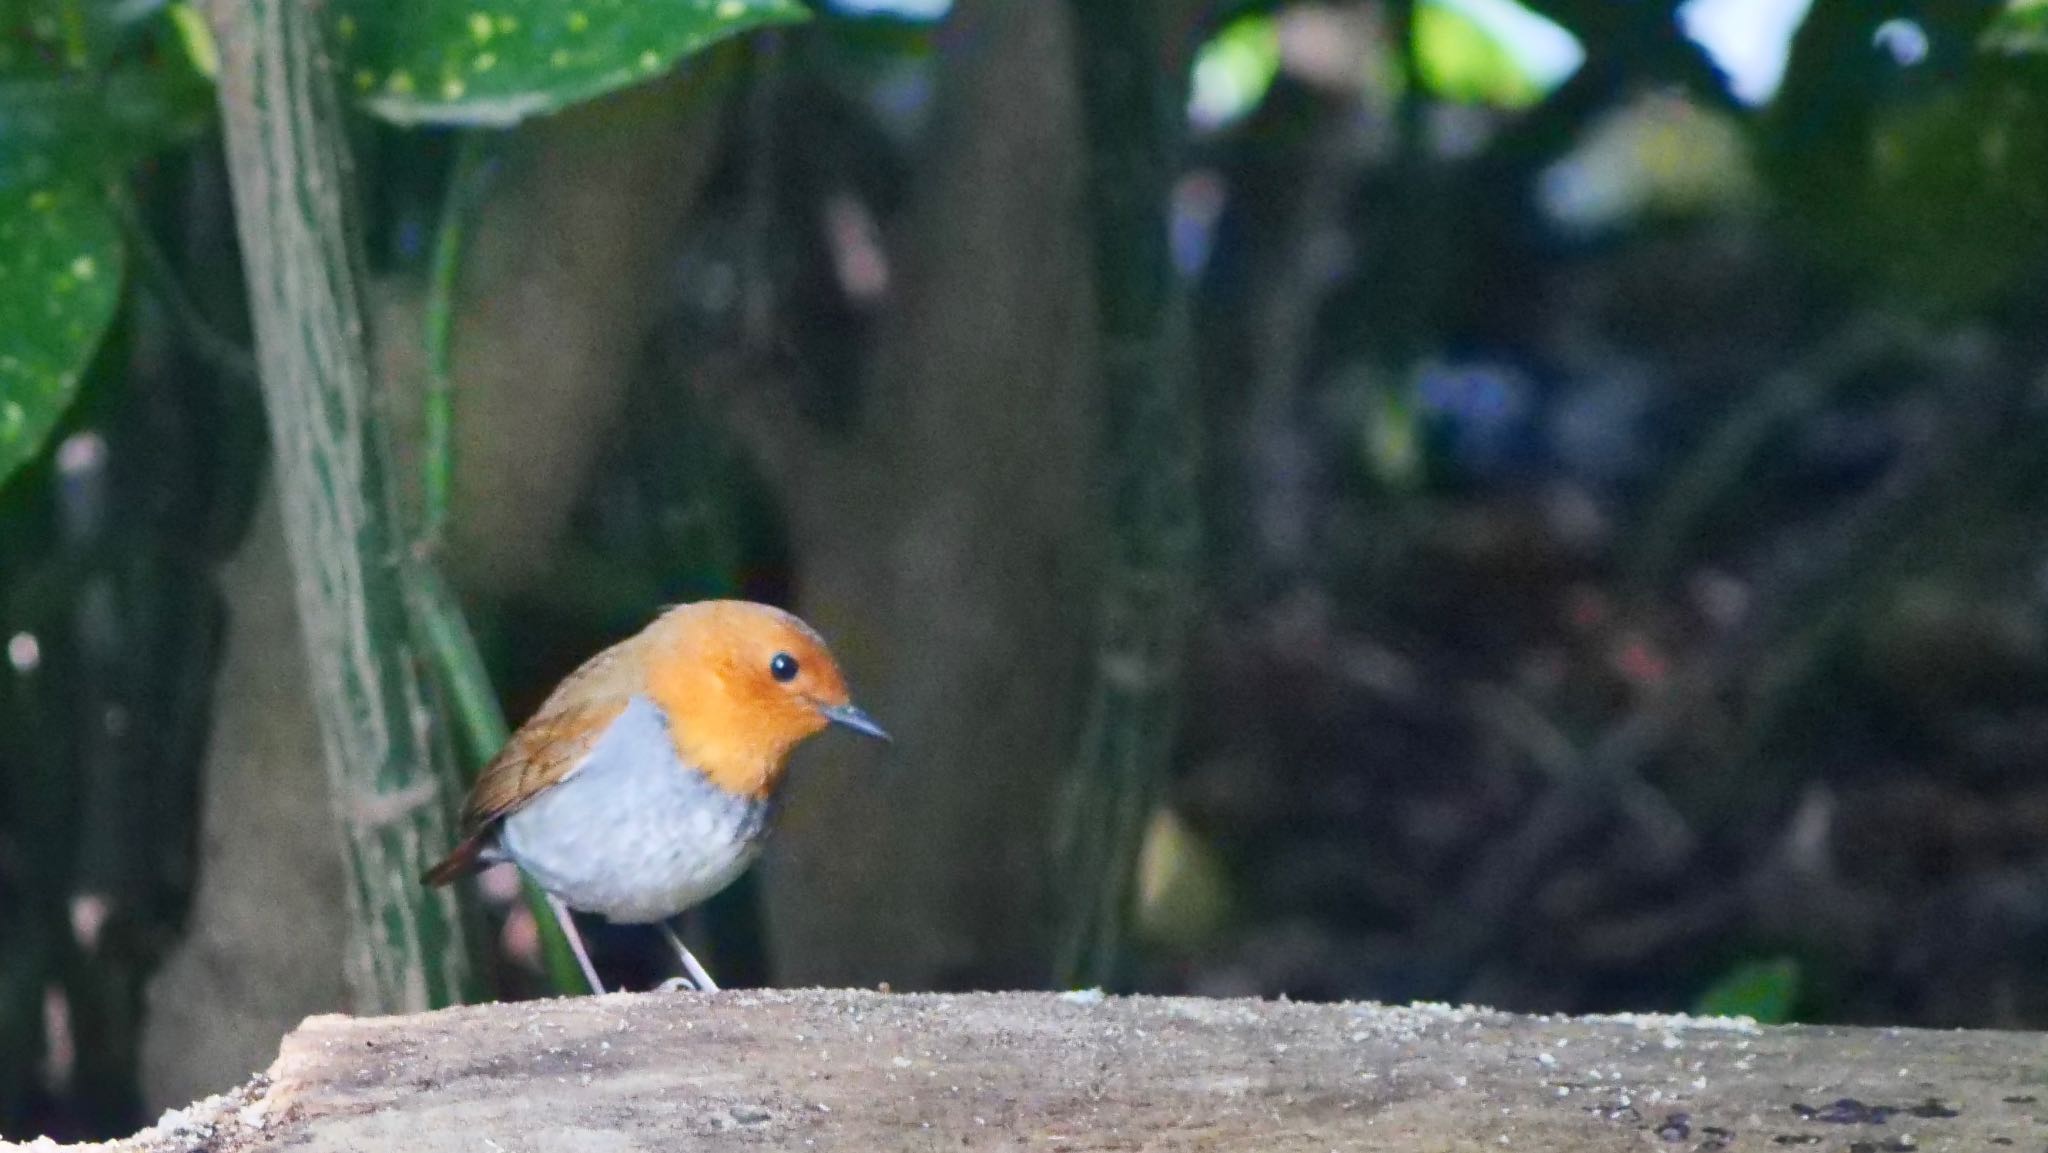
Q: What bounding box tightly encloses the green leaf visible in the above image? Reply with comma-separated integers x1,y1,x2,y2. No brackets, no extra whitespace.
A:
1694,957,1801,1024
0,66,216,192
0,0,220,196
339,0,811,127
0,181,125,490
1416,0,1564,110
1187,15,1278,131
1984,0,2048,54
168,3,221,79
0,1,86,71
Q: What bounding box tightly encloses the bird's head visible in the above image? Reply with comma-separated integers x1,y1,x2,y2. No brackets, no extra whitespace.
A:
641,600,888,799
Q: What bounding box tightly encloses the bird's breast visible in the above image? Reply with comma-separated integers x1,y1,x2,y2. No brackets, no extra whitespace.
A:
499,695,771,923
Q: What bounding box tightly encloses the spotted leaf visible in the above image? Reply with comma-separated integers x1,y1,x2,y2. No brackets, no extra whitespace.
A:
0,181,124,491
339,0,810,127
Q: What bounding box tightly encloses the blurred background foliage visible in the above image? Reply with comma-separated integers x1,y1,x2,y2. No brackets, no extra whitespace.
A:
6,0,2048,1140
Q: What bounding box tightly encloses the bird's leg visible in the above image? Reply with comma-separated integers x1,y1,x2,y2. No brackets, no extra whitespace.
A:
659,918,720,992
546,894,606,995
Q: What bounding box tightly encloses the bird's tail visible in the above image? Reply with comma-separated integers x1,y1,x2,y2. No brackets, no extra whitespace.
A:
422,835,487,887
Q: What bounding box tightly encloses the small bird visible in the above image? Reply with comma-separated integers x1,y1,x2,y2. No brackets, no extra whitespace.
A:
424,600,888,994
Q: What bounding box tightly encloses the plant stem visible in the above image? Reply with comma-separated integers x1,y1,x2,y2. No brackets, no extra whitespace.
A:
204,0,480,1012
1053,0,1200,988
414,125,587,994
111,188,257,382
421,133,494,552
409,565,593,995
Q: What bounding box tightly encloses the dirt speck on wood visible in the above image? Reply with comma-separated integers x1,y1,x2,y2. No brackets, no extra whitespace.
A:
12,989,2044,1152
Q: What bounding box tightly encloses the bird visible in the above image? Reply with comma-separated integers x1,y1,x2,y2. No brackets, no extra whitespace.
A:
423,599,889,994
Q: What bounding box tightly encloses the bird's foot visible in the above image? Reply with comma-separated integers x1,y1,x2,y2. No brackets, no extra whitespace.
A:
658,921,721,991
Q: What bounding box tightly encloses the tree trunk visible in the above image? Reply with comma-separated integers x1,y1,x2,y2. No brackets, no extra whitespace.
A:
138,489,347,1113
67,990,2048,1152
753,0,1101,990
205,0,477,1012
420,66,733,600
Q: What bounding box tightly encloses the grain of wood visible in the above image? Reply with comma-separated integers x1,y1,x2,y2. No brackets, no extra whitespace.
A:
21,990,2046,1152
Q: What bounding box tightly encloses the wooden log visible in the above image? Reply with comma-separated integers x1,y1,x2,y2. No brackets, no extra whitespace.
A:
14,989,2046,1151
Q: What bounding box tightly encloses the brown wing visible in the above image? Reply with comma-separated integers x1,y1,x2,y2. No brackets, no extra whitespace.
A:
461,695,629,828
457,639,647,829
422,693,629,887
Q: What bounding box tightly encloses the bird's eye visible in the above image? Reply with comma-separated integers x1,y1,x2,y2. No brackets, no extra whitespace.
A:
769,652,800,683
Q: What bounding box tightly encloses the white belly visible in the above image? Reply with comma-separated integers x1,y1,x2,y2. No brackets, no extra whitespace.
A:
499,695,770,923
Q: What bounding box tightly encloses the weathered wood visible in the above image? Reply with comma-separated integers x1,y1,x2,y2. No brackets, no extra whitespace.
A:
26,990,2047,1152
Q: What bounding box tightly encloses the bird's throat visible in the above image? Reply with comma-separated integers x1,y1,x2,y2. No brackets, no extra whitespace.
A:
673,729,787,800
643,682,792,801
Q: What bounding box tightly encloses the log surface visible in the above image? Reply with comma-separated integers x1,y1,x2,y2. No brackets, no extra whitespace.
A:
23,989,2048,1152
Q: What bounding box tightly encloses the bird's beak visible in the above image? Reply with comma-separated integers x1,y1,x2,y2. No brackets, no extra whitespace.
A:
820,702,891,743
